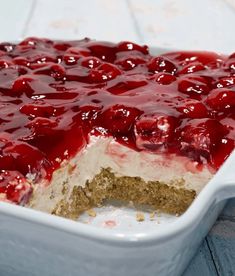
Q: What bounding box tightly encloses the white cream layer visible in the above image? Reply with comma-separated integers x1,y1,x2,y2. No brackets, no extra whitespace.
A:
29,136,213,213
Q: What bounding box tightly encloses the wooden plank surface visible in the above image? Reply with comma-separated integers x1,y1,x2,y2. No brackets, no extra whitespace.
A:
24,0,140,42
183,240,218,276
207,219,235,275
0,0,235,275
128,0,235,53
0,0,34,41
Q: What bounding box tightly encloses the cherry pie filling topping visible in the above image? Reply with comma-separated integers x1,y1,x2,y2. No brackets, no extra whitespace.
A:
0,38,234,203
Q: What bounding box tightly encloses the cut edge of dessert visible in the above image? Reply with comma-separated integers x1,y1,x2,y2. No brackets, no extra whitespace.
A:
0,37,234,220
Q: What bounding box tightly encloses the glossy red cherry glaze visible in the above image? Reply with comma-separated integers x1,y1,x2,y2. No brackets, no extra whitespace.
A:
0,38,234,204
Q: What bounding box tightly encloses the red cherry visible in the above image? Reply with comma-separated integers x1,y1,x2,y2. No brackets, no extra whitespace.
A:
107,78,147,94
179,62,206,74
154,72,176,85
148,56,177,75
33,63,66,80
135,113,177,150
63,46,91,65
0,155,15,171
66,46,90,57
180,119,226,160
26,117,58,136
30,53,57,64
89,63,121,83
13,57,30,67
206,88,235,111
53,42,73,51
19,37,53,46
80,57,101,69
101,105,141,134
177,99,208,118
3,142,50,176
72,105,101,131
20,102,60,118
211,138,235,169
0,42,15,52
115,56,146,70
0,170,31,204
117,41,149,55
163,51,224,68
12,75,35,95
63,53,81,65
0,50,6,57
223,58,235,72
214,76,235,88
0,58,13,69
87,42,116,62
178,75,210,95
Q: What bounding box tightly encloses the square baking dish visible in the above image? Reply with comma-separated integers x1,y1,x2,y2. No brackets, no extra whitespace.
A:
0,46,234,276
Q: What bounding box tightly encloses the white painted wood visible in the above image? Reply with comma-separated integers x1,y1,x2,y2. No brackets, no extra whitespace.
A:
0,0,34,41
183,240,218,276
129,0,235,53
207,220,235,275
24,0,140,42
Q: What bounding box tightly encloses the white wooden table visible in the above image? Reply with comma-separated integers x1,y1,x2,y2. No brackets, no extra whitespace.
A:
0,0,235,275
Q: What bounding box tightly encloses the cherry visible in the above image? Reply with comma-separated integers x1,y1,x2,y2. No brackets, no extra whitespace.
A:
12,75,35,95
13,57,30,67
179,62,206,74
206,88,235,111
115,56,146,70
214,76,235,88
33,63,66,80
89,63,121,83
26,117,58,136
0,42,15,52
0,58,13,69
180,119,226,160
20,102,60,118
19,37,53,47
211,138,235,169
163,51,224,68
107,78,148,94
0,50,6,57
72,105,101,131
0,170,31,204
135,113,177,150
148,56,177,75
177,99,208,118
66,46,90,57
178,75,211,95
80,57,101,69
117,41,149,55
101,105,141,134
87,42,116,62
153,72,176,85
3,141,50,176
223,58,235,72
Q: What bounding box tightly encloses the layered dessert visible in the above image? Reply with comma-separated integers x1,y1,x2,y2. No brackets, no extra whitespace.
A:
0,38,234,219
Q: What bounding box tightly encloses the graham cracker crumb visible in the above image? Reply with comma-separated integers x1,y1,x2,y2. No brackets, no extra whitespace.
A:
136,212,145,222
87,209,97,217
0,193,6,200
149,211,155,221
67,164,74,174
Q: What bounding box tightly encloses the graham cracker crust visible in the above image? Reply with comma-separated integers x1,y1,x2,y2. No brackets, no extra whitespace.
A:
52,168,196,220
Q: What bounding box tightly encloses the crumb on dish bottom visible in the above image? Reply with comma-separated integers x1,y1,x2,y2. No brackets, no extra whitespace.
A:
46,168,196,220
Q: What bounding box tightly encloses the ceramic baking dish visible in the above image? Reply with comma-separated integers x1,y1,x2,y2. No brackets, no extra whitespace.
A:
0,46,234,276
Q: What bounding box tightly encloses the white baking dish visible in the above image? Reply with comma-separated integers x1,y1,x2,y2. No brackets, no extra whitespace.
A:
0,46,234,276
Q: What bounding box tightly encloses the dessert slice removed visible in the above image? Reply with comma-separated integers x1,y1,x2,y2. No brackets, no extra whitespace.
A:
0,38,234,219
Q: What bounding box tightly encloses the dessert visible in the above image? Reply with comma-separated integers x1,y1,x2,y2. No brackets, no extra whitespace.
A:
0,37,234,219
